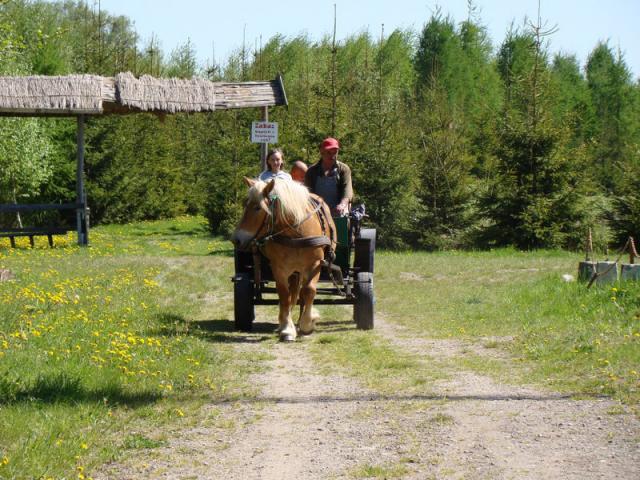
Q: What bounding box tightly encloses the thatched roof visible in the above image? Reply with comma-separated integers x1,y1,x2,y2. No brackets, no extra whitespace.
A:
115,72,217,113
0,73,287,116
0,75,104,114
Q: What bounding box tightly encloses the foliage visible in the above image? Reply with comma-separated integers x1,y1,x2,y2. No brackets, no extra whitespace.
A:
0,3,53,216
0,0,639,250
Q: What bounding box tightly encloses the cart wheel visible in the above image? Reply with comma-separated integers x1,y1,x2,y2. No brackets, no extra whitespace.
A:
354,228,376,273
354,272,374,330
234,272,255,331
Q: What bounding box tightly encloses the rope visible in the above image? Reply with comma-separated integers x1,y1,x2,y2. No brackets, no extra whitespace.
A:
587,237,630,289
629,237,638,265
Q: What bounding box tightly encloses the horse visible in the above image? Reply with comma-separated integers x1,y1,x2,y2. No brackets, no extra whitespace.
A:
232,177,336,341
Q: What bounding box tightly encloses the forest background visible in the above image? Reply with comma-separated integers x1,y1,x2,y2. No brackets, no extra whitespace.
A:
0,0,638,250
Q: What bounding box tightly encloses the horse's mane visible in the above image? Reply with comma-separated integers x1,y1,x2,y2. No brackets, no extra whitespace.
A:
249,179,311,226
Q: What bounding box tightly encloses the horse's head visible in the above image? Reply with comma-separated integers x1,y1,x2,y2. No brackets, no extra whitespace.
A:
231,177,276,250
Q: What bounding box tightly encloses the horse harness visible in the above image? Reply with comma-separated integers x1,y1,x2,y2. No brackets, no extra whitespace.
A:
249,194,345,294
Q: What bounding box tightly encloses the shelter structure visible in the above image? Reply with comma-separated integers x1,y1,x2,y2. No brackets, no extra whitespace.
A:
0,73,287,245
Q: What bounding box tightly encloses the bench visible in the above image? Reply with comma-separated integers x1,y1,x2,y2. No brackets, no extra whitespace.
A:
0,226,70,248
0,203,82,248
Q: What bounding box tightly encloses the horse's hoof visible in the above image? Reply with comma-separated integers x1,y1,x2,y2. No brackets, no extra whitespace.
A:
299,328,314,336
279,333,296,342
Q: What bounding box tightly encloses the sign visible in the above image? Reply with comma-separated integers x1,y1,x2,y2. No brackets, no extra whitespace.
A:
251,121,278,143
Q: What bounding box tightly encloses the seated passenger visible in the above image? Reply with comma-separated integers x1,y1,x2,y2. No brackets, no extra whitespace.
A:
258,148,292,182
290,160,308,184
304,137,353,216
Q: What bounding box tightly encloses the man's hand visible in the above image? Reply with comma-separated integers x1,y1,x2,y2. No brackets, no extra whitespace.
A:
335,200,349,216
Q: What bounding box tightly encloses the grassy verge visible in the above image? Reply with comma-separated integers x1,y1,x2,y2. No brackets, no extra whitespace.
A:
374,249,640,404
0,216,250,479
308,249,638,407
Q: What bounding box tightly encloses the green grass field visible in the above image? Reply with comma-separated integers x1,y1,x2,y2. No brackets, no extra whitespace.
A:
0,216,638,478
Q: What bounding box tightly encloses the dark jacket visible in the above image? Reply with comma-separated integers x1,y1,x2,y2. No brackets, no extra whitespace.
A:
304,160,353,204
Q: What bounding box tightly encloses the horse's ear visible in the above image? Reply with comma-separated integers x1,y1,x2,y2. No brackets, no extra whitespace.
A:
243,176,255,187
262,179,275,197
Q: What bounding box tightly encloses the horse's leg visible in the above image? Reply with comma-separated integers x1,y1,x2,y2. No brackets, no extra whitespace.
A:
298,268,321,335
274,272,297,342
274,273,300,334
288,272,301,315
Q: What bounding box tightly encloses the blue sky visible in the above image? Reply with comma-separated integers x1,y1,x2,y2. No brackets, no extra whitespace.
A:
99,0,640,79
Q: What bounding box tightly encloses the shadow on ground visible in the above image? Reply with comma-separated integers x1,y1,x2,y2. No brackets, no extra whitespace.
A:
192,319,276,343
0,372,161,406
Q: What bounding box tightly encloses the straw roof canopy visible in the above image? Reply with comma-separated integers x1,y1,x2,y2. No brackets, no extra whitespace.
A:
0,75,104,115
0,73,287,116
115,72,216,113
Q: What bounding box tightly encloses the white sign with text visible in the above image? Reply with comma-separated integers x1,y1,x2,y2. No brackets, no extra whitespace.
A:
251,121,278,143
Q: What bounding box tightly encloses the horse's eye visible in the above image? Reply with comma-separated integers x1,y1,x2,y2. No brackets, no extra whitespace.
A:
254,205,262,212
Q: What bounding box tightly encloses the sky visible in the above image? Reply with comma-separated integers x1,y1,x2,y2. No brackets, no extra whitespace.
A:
99,0,640,79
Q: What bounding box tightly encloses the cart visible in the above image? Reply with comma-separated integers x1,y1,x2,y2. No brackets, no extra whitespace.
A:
232,207,376,331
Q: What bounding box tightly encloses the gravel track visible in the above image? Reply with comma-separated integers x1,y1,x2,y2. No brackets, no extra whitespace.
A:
97,314,640,479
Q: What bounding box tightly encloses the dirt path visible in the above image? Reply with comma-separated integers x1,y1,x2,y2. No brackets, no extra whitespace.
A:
99,315,640,480
374,316,640,479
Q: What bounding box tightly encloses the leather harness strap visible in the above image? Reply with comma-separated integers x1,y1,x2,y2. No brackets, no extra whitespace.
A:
251,192,343,294
270,234,333,248
257,195,334,250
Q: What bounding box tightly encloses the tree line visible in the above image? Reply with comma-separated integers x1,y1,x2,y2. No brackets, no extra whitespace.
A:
1,0,638,250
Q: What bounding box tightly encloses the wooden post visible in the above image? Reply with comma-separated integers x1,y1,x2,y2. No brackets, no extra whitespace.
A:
260,106,269,171
76,115,88,246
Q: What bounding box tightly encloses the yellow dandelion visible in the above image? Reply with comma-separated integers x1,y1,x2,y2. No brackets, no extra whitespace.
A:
1,456,9,466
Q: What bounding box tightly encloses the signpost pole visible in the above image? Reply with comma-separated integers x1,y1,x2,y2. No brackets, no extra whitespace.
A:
76,114,88,246
260,106,269,171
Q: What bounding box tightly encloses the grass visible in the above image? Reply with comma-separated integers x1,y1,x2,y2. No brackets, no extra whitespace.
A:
1,216,638,477
308,249,638,407
352,460,411,479
374,249,640,404
311,328,445,394
0,216,251,479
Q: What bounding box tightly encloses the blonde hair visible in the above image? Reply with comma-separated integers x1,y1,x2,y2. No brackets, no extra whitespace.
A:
249,179,310,225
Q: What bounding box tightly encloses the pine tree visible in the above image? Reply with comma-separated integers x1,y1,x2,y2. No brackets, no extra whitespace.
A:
481,21,587,248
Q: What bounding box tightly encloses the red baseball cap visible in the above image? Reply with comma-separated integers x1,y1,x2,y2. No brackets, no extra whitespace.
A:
320,137,340,150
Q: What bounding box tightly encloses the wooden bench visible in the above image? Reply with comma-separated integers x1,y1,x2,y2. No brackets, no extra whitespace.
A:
0,226,70,248
0,202,82,247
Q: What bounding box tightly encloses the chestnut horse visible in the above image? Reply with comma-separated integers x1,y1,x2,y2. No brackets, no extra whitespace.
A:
232,178,336,341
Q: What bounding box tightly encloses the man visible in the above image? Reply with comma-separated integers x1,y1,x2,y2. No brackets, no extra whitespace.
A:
304,137,353,216
290,160,308,183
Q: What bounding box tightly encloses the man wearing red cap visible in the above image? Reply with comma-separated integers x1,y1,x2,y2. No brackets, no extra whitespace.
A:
304,137,353,216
